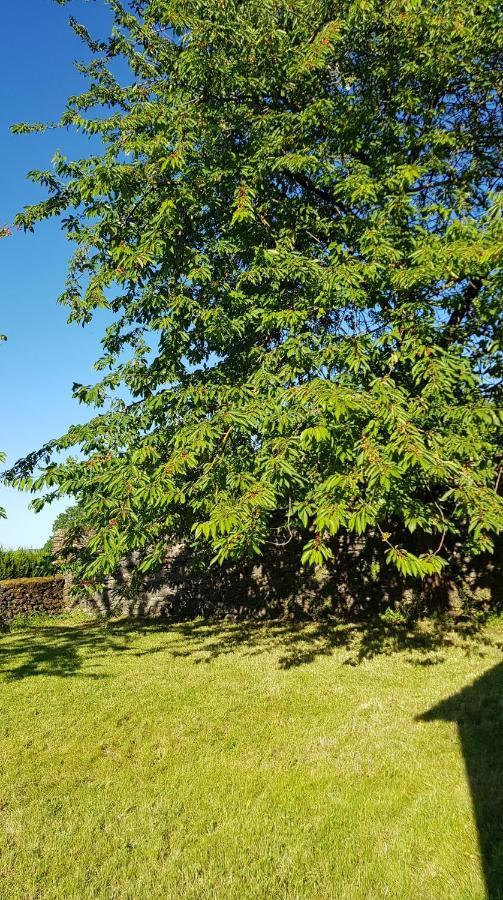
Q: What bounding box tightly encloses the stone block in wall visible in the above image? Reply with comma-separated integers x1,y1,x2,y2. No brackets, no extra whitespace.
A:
0,576,66,622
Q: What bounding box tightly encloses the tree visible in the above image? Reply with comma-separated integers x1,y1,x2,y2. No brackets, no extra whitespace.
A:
0,453,5,521
51,505,82,536
40,505,84,553
0,332,6,521
4,0,503,586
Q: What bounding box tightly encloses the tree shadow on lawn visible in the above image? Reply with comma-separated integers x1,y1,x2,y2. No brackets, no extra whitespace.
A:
125,613,502,671
420,661,503,899
0,622,133,681
2,616,502,898
1,613,500,681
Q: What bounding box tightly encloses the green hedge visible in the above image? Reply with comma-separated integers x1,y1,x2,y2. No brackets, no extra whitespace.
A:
0,547,56,581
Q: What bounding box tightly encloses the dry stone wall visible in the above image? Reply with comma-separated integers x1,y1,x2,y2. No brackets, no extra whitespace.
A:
54,529,503,621
69,536,502,621
0,576,66,622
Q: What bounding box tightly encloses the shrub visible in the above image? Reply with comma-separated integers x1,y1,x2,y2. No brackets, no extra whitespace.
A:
0,546,56,581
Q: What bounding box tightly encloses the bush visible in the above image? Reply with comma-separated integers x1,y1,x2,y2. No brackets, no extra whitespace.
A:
0,547,56,580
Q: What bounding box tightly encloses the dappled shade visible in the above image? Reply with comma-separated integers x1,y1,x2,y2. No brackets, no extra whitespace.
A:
0,614,499,679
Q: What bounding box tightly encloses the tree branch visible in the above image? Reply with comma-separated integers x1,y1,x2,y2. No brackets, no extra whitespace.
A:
287,172,348,217
445,278,483,338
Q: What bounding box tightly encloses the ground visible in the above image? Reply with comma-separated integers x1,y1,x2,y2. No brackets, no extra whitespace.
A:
1,613,502,899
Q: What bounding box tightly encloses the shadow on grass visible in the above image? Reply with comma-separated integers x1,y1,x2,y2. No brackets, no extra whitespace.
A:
133,614,503,671
420,661,503,899
2,616,502,897
0,622,133,681
1,613,500,681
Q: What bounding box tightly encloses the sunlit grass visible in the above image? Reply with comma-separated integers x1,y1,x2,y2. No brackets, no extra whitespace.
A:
1,613,502,899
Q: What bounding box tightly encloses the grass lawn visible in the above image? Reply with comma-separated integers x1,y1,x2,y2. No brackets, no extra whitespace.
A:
1,614,502,899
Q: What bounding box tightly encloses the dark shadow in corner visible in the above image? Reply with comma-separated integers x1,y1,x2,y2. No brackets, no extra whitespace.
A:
420,662,503,899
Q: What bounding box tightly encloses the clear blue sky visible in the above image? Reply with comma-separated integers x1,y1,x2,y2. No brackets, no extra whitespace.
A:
0,0,114,548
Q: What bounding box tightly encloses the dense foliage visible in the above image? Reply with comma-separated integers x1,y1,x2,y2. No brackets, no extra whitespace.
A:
50,505,83,536
0,546,56,581
0,331,6,521
0,453,5,523
5,0,503,584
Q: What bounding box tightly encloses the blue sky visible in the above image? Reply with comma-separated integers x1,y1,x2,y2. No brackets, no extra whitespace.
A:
0,0,113,548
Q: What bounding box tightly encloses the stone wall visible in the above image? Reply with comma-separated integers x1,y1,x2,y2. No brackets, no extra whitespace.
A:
0,576,66,622
69,535,503,621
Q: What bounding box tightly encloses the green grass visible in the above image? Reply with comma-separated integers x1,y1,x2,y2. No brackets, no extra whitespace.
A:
1,614,502,899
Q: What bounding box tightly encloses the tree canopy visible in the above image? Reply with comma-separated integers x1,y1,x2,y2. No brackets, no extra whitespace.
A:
0,332,6,521
5,0,503,584
50,505,82,536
